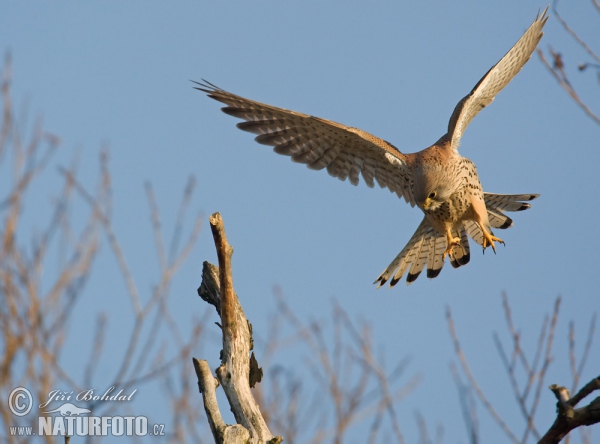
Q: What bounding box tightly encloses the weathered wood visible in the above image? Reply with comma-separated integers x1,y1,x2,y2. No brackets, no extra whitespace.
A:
208,213,235,330
194,212,283,444
193,358,226,442
197,262,221,314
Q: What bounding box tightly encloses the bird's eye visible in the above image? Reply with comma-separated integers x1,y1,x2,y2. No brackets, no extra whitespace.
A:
428,191,437,199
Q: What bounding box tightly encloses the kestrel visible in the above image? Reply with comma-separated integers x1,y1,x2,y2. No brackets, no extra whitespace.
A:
197,9,547,286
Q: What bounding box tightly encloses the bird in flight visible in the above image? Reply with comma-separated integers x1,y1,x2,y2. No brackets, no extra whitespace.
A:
196,8,548,287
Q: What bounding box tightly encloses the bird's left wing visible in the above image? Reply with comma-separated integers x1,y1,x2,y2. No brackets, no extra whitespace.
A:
196,81,415,205
447,7,549,152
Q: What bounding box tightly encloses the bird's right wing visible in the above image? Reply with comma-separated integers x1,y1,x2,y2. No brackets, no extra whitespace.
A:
447,7,549,152
196,81,415,205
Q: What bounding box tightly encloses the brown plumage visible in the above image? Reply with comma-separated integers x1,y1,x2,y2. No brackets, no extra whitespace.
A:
196,8,547,286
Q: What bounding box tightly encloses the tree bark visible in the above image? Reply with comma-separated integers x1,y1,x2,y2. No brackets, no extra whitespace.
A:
538,376,600,443
193,212,283,444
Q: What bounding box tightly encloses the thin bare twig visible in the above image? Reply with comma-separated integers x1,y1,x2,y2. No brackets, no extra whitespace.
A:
446,306,519,443
572,314,596,394
449,363,478,444
553,0,600,63
538,48,600,125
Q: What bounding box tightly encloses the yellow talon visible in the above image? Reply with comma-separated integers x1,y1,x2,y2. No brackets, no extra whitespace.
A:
443,236,461,259
482,231,504,253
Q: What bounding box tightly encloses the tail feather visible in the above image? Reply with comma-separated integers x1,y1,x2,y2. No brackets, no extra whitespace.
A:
484,192,538,230
376,218,454,287
464,220,485,247
375,218,430,287
450,228,471,268
407,225,436,283
395,224,428,285
484,193,538,212
375,193,538,287
426,231,446,278
487,207,514,229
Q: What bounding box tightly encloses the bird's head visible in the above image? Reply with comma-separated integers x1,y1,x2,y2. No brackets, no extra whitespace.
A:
413,164,453,212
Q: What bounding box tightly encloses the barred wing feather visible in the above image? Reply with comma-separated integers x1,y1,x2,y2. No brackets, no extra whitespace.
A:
447,8,548,151
196,81,415,206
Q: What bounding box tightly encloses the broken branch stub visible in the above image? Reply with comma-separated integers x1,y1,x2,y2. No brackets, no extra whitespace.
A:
197,261,221,314
538,376,600,444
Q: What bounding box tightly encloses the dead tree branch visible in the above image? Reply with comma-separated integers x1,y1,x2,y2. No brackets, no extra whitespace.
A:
539,376,600,443
537,48,600,125
449,294,598,444
194,212,283,444
446,306,519,443
537,1,600,125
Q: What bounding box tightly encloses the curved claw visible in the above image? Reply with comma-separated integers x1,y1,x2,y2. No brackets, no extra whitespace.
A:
482,231,504,254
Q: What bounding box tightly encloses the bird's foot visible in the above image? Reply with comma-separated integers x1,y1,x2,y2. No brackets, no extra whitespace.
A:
442,237,461,259
482,231,504,254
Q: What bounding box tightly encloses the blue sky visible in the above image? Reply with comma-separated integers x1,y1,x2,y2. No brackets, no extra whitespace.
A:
3,1,599,441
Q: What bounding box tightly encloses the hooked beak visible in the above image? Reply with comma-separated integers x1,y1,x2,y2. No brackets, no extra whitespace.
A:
422,198,432,210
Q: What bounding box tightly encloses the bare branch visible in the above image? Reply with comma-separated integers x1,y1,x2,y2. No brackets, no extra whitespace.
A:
493,332,540,439
537,48,600,125
169,175,197,264
539,376,600,443
538,2,600,126
570,376,600,408
573,314,596,394
193,358,228,442
194,212,282,444
449,363,478,444
145,182,168,273
59,161,143,315
553,0,600,63
446,306,520,443
1,55,209,443
209,213,235,330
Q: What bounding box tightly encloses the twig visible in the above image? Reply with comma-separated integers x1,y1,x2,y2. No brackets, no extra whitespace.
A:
449,363,478,444
573,314,596,393
446,306,519,443
537,48,600,125
493,333,540,440
553,0,600,63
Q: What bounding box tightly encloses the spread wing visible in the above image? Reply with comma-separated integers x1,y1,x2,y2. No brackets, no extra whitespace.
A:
196,81,415,206
447,7,548,151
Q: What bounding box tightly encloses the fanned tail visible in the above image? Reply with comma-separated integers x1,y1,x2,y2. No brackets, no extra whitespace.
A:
375,193,538,287
375,217,471,288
